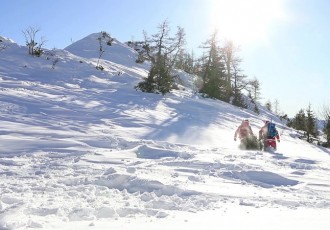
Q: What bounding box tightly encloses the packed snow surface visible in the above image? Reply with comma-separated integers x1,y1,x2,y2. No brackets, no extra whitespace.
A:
0,34,329,229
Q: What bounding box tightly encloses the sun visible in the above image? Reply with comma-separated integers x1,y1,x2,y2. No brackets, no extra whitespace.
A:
207,0,287,45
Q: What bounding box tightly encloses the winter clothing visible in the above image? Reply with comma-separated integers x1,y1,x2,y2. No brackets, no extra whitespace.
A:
258,121,280,141
259,121,280,151
234,120,254,141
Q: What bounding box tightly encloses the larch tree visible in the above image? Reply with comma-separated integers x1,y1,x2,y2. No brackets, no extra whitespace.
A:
175,49,196,74
247,77,261,102
222,40,242,103
247,77,261,113
135,20,186,95
231,64,247,108
199,31,227,101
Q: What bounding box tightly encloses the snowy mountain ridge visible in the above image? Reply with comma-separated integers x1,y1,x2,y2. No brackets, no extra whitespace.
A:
0,33,329,230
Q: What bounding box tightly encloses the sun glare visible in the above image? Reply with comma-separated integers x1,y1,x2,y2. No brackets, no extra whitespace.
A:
207,0,287,45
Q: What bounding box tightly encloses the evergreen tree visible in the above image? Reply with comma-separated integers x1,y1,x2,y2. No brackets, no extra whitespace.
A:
324,116,330,147
265,100,272,111
174,49,185,71
305,104,317,142
291,109,307,131
174,49,196,74
246,92,259,114
253,103,260,114
321,104,330,147
221,40,238,102
247,77,261,103
280,114,290,122
231,65,247,108
135,20,185,95
222,41,246,108
199,31,227,101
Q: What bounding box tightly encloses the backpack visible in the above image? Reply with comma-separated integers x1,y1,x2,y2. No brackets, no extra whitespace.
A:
267,122,277,138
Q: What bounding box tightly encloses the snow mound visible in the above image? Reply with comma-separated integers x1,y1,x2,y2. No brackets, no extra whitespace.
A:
65,32,138,65
136,144,193,159
93,173,200,196
222,170,299,188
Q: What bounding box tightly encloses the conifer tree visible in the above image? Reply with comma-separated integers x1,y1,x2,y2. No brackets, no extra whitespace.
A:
265,100,272,111
324,116,330,147
231,64,247,108
174,49,195,74
247,77,261,103
222,40,241,103
291,109,306,131
246,77,261,113
135,20,185,95
305,104,317,142
321,104,330,147
221,40,247,108
199,31,227,100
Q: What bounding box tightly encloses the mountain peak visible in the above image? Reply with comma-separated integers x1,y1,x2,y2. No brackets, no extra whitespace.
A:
64,32,138,65
0,35,16,44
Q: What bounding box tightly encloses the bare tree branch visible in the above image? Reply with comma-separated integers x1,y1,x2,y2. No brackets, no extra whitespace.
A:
22,26,45,56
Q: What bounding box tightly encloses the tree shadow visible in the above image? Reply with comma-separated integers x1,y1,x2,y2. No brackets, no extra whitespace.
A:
315,145,330,156
270,152,289,160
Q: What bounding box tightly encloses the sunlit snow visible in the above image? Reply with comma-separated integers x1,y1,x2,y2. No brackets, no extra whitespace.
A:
0,33,329,230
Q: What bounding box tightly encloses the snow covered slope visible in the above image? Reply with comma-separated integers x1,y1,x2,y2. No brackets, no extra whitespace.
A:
65,33,138,67
0,34,329,230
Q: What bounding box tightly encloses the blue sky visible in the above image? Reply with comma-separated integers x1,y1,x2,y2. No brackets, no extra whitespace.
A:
1,0,329,117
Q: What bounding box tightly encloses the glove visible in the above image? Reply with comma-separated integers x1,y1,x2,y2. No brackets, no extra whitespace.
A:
278,139,280,143
234,138,237,141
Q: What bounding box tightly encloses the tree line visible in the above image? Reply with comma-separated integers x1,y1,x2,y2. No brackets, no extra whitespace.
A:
131,20,261,112
288,104,330,147
129,20,330,147
16,24,260,111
